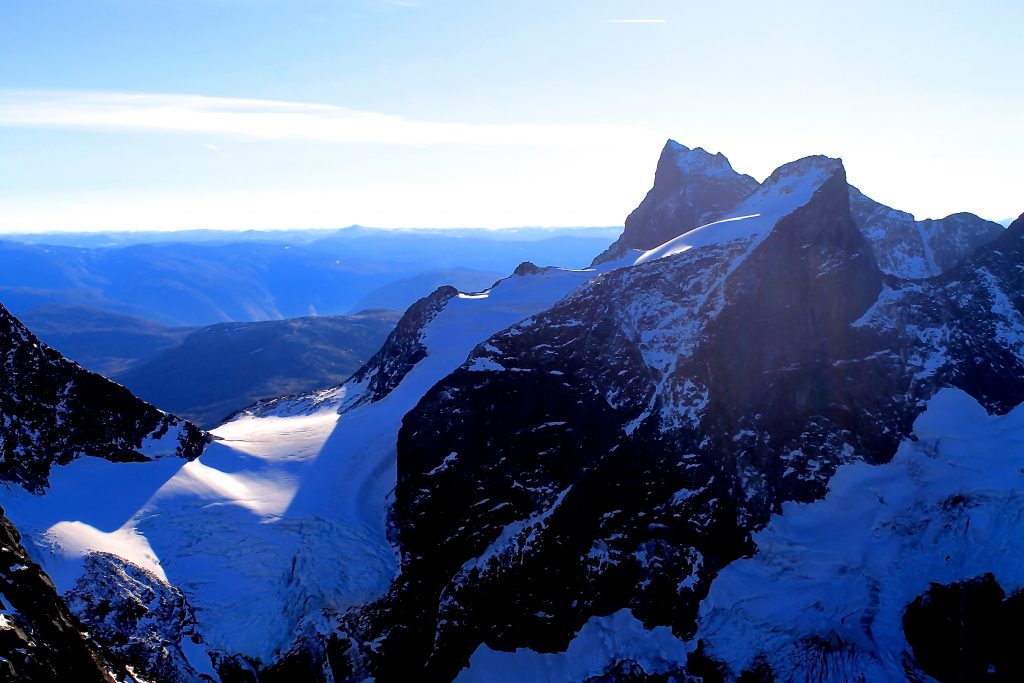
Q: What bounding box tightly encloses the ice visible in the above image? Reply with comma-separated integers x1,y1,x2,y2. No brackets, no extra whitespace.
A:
697,388,1024,680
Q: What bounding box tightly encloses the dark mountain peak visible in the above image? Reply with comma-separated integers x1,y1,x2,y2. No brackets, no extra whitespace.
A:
0,302,207,492
702,154,883,431
661,139,743,179
512,261,544,276
348,285,460,405
1003,212,1024,237
592,141,759,265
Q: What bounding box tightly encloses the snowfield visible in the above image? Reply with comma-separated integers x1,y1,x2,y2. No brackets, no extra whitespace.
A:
699,387,1024,679
450,387,1024,681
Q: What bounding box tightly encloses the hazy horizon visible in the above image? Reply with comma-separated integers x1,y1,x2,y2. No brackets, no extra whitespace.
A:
2,0,1021,233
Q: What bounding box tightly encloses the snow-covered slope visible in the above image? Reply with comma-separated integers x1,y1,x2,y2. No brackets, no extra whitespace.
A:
698,387,1024,681
0,259,630,677
455,609,688,683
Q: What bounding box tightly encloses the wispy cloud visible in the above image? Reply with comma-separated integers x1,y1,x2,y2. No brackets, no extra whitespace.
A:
0,90,651,149
603,19,668,24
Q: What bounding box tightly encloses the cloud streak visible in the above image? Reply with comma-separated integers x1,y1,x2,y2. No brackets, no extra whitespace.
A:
602,19,667,24
0,90,652,148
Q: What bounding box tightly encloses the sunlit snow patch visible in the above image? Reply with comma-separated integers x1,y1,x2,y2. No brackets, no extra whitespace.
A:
1,258,631,663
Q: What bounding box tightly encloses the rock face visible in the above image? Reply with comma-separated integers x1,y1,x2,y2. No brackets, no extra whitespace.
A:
903,574,1024,682
347,286,460,406
0,509,116,682
849,185,1005,278
332,171,1024,682
0,302,210,681
0,302,207,492
65,553,215,683
592,141,759,265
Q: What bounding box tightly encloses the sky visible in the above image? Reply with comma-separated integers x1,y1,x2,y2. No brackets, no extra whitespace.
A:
0,0,1021,233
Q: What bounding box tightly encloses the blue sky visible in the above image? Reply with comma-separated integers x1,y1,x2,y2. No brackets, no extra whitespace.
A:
1,0,1021,232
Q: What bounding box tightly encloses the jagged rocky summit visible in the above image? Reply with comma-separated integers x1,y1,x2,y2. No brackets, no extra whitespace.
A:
0,302,207,492
849,185,1004,278
592,141,759,265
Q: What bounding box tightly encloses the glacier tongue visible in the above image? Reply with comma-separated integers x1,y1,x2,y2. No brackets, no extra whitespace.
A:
0,261,620,664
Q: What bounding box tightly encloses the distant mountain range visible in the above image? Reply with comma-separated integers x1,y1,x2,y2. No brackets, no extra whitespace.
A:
16,305,196,376
0,227,616,327
19,304,400,427
4,225,621,249
115,309,400,427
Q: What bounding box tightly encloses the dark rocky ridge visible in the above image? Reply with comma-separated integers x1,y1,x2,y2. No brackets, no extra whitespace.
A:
66,553,216,683
849,186,1005,278
0,302,207,492
333,166,1024,681
0,508,117,682
903,574,1024,682
346,285,460,406
592,141,759,265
